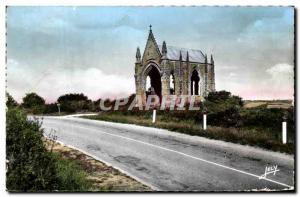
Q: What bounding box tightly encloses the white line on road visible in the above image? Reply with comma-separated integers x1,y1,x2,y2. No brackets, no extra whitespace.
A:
53,121,293,189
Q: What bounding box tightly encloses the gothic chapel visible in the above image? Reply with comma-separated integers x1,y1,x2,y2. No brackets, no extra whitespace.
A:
134,26,215,104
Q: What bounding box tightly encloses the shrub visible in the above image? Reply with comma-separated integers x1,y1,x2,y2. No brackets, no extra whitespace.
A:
200,91,244,127
44,103,59,114
6,108,59,191
206,90,243,107
6,108,91,191
207,106,242,127
239,106,295,142
240,107,284,130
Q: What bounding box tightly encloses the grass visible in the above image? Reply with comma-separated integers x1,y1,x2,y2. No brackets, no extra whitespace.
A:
44,139,151,191
84,111,294,154
53,153,92,191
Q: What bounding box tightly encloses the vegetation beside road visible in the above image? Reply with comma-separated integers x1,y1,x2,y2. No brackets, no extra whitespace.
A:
84,110,294,154
6,90,295,155
84,91,294,154
44,139,151,191
6,103,150,191
6,107,91,191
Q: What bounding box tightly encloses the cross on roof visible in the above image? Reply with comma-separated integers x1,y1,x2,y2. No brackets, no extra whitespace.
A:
149,24,152,30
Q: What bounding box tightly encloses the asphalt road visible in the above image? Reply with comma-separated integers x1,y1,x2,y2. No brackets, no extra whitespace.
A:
37,116,294,191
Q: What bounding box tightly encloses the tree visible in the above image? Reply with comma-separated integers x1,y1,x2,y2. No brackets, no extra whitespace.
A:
22,93,45,108
21,93,46,114
57,93,89,103
6,92,18,108
57,93,92,113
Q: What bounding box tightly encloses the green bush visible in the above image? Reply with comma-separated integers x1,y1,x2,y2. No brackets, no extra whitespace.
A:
188,91,244,127
6,108,59,191
44,103,59,114
240,107,284,129
6,108,91,191
239,106,295,142
207,106,242,127
205,90,243,107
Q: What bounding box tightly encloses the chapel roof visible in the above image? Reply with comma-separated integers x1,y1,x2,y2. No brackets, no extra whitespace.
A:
158,45,206,63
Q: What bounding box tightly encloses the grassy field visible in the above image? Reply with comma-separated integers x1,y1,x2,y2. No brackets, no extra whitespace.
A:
244,100,293,109
84,111,294,154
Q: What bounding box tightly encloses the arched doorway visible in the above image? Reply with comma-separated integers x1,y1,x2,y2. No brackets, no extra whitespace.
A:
144,64,162,99
191,70,200,95
146,76,151,91
170,73,175,95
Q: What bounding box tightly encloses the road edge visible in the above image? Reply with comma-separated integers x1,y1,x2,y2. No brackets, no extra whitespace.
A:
50,138,160,191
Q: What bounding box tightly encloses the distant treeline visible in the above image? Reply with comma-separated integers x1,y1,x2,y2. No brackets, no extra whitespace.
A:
6,92,121,114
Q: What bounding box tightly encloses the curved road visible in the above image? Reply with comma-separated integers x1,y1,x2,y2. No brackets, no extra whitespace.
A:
37,116,294,191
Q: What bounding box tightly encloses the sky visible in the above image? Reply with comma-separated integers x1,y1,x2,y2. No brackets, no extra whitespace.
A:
6,6,294,103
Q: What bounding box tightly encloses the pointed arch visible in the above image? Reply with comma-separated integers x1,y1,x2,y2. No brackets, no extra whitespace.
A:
191,69,200,95
142,63,162,99
170,71,175,95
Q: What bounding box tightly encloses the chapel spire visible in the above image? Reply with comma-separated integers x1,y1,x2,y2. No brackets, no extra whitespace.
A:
136,47,141,63
142,25,161,63
179,51,182,61
162,41,167,56
186,51,189,62
147,24,156,42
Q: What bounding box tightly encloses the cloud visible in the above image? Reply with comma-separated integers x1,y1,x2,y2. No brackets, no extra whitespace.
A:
7,59,135,103
216,63,294,100
228,72,237,78
266,63,293,78
264,63,294,98
6,7,294,101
